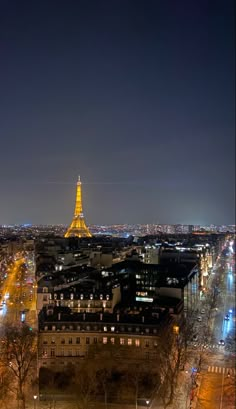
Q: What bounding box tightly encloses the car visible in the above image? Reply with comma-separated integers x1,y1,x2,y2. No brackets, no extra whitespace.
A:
197,316,202,322
201,309,206,314
219,339,225,346
224,314,230,321
192,335,198,342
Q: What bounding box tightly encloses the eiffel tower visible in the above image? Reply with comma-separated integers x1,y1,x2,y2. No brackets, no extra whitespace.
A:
65,176,92,238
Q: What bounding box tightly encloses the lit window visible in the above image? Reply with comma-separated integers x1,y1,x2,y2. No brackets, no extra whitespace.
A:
68,338,72,344
103,337,108,344
90,294,93,300
153,341,158,348
103,302,106,308
52,326,56,331
135,339,140,347
70,294,74,300
106,295,109,300
120,338,125,345
80,294,83,300
111,337,115,344
51,338,55,344
103,326,107,332
128,339,132,346
111,326,115,332
100,294,103,300
145,340,149,347
60,294,64,300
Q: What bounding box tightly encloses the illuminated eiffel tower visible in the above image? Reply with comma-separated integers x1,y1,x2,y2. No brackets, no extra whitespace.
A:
65,176,92,238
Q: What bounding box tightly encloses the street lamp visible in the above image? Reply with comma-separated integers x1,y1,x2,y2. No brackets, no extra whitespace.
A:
33,395,37,409
146,400,150,407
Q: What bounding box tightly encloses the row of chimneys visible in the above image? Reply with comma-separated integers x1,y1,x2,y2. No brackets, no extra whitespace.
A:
56,312,147,323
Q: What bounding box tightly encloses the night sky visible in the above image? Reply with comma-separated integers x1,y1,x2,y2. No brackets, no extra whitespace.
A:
0,0,235,226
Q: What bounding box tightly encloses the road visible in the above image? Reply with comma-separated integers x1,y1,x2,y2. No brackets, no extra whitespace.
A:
0,252,37,328
195,238,236,409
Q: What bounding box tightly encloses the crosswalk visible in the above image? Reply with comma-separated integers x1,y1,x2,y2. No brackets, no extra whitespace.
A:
207,366,236,375
189,342,223,350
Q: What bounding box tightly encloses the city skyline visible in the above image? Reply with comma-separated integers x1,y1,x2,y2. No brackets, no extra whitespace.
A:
0,0,235,225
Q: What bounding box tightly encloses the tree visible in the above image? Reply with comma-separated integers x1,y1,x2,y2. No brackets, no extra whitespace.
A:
0,323,37,409
69,362,98,409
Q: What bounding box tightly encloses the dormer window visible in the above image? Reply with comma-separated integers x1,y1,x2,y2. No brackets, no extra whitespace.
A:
70,294,74,300
54,294,57,300
60,294,64,300
80,294,83,300
90,294,93,300
43,287,48,293
106,295,109,300
100,294,103,300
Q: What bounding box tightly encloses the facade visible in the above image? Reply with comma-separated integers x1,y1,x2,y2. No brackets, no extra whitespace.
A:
38,306,172,370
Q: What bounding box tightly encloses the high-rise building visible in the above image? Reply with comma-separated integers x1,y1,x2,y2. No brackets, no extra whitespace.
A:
65,176,92,238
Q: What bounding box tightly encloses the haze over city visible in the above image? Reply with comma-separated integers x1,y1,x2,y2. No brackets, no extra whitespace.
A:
0,0,235,226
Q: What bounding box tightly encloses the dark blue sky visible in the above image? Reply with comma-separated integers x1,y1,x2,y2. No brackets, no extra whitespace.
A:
0,0,235,225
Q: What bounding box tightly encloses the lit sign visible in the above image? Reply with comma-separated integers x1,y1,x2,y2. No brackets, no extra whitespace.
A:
136,297,153,303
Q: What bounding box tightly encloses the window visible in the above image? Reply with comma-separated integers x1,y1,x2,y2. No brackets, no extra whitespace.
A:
50,349,55,357
145,340,149,348
103,337,108,344
90,294,93,300
69,325,73,330
145,352,150,360
80,294,84,300
135,339,140,347
43,295,47,301
153,341,158,348
120,338,125,345
51,338,55,344
54,294,57,300
145,328,149,334
94,337,98,344
52,326,56,331
44,326,48,331
60,294,64,300
106,295,109,300
111,326,115,332
128,339,132,346
76,337,80,344
100,294,103,300
103,326,107,332
75,349,80,356
68,350,72,356
42,349,47,357
68,338,72,344
110,337,115,344
135,327,140,333
61,338,65,344
86,326,90,331
43,287,48,293
70,293,74,300
60,349,64,356
86,337,90,345
43,339,48,345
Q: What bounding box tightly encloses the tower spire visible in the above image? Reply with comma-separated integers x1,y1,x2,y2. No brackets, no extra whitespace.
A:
65,177,92,238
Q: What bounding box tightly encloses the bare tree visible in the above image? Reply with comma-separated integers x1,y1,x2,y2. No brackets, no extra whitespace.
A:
0,323,37,409
69,362,98,409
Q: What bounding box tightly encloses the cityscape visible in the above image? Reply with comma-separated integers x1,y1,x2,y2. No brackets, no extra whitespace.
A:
0,1,235,409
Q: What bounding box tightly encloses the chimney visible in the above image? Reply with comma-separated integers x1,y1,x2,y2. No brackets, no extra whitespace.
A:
117,313,120,322
58,313,61,320
100,313,103,321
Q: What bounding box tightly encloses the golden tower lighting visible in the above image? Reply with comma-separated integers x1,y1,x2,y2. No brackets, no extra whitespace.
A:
65,176,92,238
